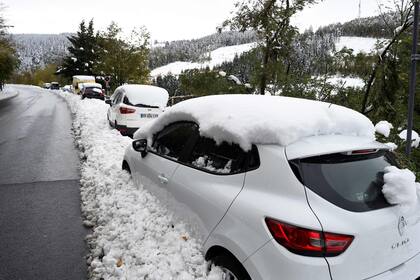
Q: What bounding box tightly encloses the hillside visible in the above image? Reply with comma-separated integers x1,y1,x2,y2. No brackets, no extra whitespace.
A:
11,31,257,73
318,12,399,39
151,42,257,77
12,33,71,71
10,13,388,74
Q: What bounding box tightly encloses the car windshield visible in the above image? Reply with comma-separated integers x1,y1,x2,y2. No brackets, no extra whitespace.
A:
291,150,394,212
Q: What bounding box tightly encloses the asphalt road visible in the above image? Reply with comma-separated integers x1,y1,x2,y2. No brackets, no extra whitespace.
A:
0,86,87,280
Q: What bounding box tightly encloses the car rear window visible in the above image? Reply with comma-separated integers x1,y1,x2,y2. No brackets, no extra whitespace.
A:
124,96,159,108
290,150,394,212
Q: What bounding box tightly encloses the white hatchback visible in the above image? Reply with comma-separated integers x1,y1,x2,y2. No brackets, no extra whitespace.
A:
123,95,420,280
106,85,169,136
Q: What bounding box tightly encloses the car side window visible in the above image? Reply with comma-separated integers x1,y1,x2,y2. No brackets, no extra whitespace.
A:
152,122,198,161
186,137,250,175
113,92,123,105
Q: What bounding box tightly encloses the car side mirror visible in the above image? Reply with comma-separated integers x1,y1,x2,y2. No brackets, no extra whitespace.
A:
132,139,148,157
105,99,111,105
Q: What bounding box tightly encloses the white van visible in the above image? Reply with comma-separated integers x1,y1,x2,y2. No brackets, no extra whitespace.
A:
106,85,169,136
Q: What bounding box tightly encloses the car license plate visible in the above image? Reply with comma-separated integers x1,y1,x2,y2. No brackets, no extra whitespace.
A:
140,113,159,118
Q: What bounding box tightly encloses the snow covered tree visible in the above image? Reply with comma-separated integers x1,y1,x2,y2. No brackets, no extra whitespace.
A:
153,74,179,97
94,22,150,88
0,4,18,90
224,0,319,95
59,19,99,79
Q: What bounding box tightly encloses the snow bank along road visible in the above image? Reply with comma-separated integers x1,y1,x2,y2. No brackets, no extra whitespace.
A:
59,90,222,279
0,85,88,279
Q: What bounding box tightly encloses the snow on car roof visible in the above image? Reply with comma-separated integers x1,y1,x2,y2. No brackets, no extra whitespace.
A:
134,94,375,151
80,82,102,89
117,85,169,107
73,75,95,80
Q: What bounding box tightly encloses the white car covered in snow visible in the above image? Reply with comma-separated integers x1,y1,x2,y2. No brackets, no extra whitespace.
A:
106,85,169,136
123,95,420,280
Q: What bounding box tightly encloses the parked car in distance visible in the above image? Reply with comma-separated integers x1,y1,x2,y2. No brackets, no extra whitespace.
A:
80,83,105,100
106,84,169,137
72,75,95,95
42,83,51,89
50,82,60,90
123,95,420,280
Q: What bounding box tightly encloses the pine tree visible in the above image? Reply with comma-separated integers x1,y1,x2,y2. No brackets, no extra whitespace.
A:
59,19,98,80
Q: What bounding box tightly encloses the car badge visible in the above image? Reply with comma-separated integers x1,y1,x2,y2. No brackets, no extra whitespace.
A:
398,216,408,237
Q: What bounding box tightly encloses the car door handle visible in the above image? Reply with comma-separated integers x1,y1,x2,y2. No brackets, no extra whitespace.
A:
158,174,169,184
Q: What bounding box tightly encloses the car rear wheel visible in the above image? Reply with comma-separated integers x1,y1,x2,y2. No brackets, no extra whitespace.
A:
212,255,250,280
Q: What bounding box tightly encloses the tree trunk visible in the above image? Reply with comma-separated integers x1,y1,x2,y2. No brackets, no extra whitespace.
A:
260,46,270,95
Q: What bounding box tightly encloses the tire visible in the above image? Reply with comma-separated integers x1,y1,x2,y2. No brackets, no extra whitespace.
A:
212,255,250,280
122,161,131,174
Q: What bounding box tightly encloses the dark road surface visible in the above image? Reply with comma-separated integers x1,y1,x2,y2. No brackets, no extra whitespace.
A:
0,86,87,280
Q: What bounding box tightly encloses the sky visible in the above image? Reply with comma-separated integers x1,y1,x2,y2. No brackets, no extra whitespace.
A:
2,0,384,42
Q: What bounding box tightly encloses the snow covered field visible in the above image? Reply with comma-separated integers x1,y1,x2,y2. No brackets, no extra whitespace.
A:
57,91,222,280
151,42,256,77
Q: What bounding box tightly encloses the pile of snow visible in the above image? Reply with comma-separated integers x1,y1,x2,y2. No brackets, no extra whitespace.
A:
116,85,169,108
382,166,419,212
228,75,242,85
399,129,420,148
151,42,256,77
192,156,232,174
335,36,386,54
134,95,375,151
384,142,398,151
57,91,222,280
375,121,394,138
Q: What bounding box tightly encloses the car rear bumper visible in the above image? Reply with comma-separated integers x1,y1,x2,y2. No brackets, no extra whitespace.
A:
243,239,331,280
114,123,139,136
366,252,420,280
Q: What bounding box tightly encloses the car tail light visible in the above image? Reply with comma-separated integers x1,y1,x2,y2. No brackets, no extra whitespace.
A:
119,107,136,114
265,218,353,257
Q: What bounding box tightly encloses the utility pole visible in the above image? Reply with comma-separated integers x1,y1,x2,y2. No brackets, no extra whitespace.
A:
358,0,361,19
406,0,419,155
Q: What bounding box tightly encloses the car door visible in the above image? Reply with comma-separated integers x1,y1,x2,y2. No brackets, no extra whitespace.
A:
168,136,249,243
108,91,122,124
130,122,198,208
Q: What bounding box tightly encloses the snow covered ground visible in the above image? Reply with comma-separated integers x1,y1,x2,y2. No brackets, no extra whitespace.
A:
335,36,387,54
326,75,365,88
151,42,257,77
56,91,222,280
0,85,20,102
